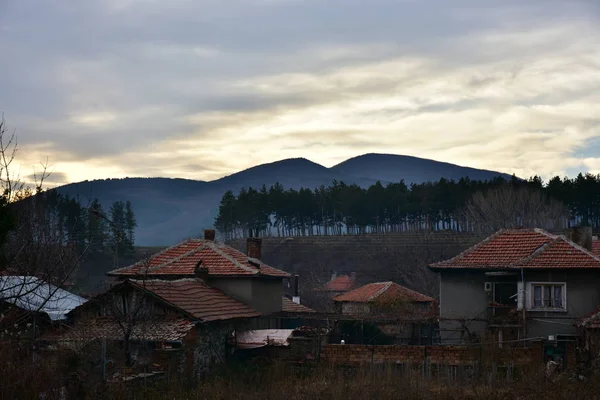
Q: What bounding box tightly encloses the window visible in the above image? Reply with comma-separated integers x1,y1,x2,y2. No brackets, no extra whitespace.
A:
528,283,566,311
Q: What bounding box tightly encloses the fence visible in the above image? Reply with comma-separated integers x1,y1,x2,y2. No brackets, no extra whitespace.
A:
320,343,543,382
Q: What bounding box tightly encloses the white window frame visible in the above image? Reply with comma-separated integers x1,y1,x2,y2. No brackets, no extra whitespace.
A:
526,282,567,312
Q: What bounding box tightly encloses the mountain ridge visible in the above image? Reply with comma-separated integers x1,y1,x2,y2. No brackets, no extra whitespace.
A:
55,153,514,245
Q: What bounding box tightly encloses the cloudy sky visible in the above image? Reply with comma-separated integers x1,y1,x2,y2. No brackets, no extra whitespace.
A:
1,0,599,185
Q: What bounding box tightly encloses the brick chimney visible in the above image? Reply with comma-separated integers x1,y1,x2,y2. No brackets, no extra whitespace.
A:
247,237,262,260
565,226,593,251
204,229,216,241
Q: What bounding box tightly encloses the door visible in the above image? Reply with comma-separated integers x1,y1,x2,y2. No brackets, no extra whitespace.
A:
493,283,518,317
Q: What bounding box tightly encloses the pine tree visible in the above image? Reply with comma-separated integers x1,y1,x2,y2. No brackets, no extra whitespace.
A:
125,200,137,246
87,199,108,252
109,200,128,255
215,190,238,240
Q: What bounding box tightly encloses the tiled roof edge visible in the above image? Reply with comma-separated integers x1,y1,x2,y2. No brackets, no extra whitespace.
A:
367,282,393,302
429,228,558,270
558,235,600,264
212,243,258,274
107,238,201,275
428,229,507,268
143,243,208,275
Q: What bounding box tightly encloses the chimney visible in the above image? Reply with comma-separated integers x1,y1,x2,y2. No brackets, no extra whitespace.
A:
350,272,356,283
292,274,300,304
330,270,337,281
204,229,216,241
565,226,593,251
247,237,262,260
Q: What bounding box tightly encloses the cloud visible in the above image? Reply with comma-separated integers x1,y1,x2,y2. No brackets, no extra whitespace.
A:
0,0,599,183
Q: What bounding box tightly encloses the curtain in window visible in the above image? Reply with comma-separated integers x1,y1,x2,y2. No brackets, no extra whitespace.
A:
543,286,551,307
553,285,563,308
533,286,542,307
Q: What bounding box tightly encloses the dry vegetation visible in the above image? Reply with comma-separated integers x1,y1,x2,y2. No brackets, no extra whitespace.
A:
3,343,600,400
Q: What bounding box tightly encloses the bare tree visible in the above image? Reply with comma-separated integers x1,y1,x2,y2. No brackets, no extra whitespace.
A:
0,115,89,337
461,183,569,234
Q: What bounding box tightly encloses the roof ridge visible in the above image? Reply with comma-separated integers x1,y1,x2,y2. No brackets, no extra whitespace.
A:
108,238,203,275
212,243,258,274
558,235,600,263
512,239,557,268
367,282,393,301
144,242,208,275
511,234,600,269
533,228,558,238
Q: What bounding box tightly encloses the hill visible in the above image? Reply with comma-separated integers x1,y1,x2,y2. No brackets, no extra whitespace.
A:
331,153,513,184
55,154,512,245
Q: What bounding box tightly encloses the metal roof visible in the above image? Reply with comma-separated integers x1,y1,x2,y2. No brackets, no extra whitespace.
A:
0,276,86,321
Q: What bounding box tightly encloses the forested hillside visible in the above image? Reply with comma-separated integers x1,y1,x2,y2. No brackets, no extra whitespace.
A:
215,173,600,239
55,154,512,245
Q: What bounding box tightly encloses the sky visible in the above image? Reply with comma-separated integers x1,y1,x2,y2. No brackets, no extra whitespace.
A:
1,0,599,186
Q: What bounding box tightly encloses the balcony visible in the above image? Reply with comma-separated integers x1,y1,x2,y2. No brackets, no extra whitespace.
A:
487,303,523,328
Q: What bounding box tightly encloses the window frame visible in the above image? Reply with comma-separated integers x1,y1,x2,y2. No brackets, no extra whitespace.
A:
526,282,567,312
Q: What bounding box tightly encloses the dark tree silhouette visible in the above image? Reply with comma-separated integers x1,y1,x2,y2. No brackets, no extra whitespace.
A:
214,173,600,238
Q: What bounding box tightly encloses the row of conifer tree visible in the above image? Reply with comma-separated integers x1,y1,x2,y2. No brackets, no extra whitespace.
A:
214,173,600,239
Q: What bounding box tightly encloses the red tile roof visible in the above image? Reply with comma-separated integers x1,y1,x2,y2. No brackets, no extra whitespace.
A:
333,282,434,303
107,239,290,278
130,279,261,322
317,275,354,292
281,296,316,313
593,240,600,258
429,229,600,270
53,317,195,342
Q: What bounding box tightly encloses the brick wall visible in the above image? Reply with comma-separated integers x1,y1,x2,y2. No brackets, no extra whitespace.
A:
321,344,541,366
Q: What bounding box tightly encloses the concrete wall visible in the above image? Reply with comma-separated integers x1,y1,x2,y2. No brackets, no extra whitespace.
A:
209,277,283,314
251,279,283,314
438,270,488,344
438,269,600,343
524,269,600,338
209,278,253,308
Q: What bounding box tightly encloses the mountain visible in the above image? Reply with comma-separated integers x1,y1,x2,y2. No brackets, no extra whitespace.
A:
331,153,513,184
55,154,513,246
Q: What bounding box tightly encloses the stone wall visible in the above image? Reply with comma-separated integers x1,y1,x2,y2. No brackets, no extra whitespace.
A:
192,322,237,380
320,344,542,366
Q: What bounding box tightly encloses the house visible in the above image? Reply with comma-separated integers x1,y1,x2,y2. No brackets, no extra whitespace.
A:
316,272,357,296
0,275,86,339
53,278,261,381
332,281,436,344
49,230,321,382
107,230,291,317
429,227,600,346
310,272,357,312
